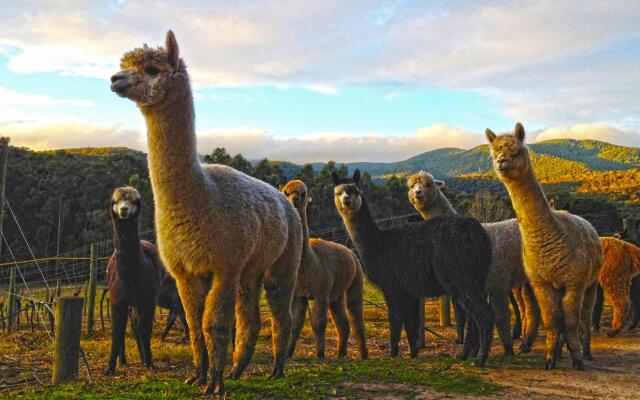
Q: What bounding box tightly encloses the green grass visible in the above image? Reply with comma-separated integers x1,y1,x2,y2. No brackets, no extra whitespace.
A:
6,356,501,399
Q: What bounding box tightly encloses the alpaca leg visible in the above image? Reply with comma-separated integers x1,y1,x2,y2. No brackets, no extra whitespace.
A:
454,296,493,366
452,299,466,344
139,307,155,368
534,283,563,369
581,283,597,360
520,282,541,354
201,273,238,397
491,292,515,356
606,287,631,337
384,292,404,357
162,309,178,341
229,275,262,380
174,274,209,387
180,311,190,342
561,287,586,370
287,297,308,359
346,276,368,359
513,286,526,339
417,297,426,349
328,296,350,359
106,302,128,375
592,284,604,332
458,316,478,360
309,299,330,360
129,310,145,363
403,297,421,358
629,277,640,329
510,290,522,340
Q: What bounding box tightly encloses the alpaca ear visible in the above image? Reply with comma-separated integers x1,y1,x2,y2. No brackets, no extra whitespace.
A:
308,196,312,203
485,128,497,143
166,30,180,69
548,198,555,209
331,171,340,185
435,180,445,188
353,169,361,185
514,122,525,142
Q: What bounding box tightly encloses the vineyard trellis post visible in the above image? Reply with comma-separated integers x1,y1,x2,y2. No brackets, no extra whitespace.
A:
52,296,84,385
86,243,98,335
439,296,451,327
7,266,17,331
0,137,14,330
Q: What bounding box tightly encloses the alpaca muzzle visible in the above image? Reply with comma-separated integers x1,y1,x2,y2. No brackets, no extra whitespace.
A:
111,71,133,96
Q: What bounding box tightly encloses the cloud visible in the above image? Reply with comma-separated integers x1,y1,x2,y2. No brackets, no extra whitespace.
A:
3,120,638,163
0,86,92,108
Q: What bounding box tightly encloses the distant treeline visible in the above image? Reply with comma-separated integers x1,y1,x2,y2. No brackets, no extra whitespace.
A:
1,145,635,263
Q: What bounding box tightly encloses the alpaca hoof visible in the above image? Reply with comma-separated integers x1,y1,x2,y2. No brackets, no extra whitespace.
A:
518,343,532,354
185,374,206,386
454,338,464,345
203,372,224,398
572,358,585,371
268,366,284,379
456,350,469,360
360,352,369,360
104,368,116,376
583,352,594,361
316,352,325,360
544,358,556,370
504,348,515,357
227,367,242,380
473,357,487,367
605,329,620,337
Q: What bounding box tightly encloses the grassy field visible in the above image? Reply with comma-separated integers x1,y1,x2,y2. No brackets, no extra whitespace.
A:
0,282,638,399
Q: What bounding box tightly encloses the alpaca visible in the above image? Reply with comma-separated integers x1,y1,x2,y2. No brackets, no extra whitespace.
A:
158,272,190,342
407,171,541,355
486,123,603,370
105,187,164,375
111,31,302,396
281,180,368,360
332,170,494,366
591,237,640,336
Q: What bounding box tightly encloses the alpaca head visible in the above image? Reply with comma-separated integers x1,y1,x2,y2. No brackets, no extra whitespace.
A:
332,169,363,217
111,30,187,108
282,180,311,212
110,187,141,220
406,171,444,210
485,122,531,181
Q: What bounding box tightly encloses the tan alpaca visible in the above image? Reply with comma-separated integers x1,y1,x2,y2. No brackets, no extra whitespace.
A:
486,123,602,370
281,180,368,360
598,237,640,335
407,171,541,355
110,31,302,396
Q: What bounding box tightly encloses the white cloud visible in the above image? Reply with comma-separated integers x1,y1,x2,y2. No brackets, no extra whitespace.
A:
0,86,92,108
3,120,638,163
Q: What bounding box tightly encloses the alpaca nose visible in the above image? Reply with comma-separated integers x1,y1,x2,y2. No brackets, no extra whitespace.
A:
415,188,423,196
111,71,131,94
497,158,510,171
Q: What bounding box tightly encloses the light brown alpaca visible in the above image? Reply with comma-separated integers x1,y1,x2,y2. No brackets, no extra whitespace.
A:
281,180,368,360
110,31,302,396
597,236,640,336
407,171,541,355
486,123,602,370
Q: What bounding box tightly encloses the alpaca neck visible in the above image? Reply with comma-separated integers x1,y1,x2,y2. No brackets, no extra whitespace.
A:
341,199,379,254
112,216,143,275
418,191,457,220
298,208,314,270
503,167,556,236
141,80,205,193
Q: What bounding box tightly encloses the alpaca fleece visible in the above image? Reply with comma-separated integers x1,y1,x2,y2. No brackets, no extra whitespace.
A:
592,237,640,335
282,180,368,360
106,187,164,375
407,170,541,354
486,123,602,370
333,171,494,366
111,31,302,396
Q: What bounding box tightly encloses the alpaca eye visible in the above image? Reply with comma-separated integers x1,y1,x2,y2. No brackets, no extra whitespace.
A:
145,66,160,75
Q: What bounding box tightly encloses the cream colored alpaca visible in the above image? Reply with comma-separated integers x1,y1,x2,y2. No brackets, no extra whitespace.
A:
486,123,602,370
110,31,302,396
282,180,368,360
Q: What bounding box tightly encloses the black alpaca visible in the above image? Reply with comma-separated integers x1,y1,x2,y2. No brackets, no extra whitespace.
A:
105,187,164,375
158,273,190,342
332,170,494,366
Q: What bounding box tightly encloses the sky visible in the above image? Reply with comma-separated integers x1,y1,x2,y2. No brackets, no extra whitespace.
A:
0,0,639,163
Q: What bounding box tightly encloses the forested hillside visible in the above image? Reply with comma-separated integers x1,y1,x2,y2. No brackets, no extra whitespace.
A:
1,140,637,263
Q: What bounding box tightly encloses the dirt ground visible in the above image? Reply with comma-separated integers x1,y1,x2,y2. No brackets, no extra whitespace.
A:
0,297,638,399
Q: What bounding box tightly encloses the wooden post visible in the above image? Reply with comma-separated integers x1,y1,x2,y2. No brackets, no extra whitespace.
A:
52,296,84,385
439,295,451,327
86,243,97,335
623,218,639,243
0,137,9,264
7,266,17,331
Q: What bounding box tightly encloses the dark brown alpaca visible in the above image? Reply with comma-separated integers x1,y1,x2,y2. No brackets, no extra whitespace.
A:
105,187,164,375
282,180,368,360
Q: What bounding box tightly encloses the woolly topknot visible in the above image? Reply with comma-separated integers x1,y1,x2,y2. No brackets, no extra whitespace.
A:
407,171,434,188
119,45,186,73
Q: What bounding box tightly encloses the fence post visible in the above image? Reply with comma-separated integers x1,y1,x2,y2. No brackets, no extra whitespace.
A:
439,295,451,327
86,243,97,335
52,296,84,385
0,137,9,265
7,266,17,331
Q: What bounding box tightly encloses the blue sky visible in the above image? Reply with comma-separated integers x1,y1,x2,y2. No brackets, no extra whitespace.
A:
1,1,639,162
